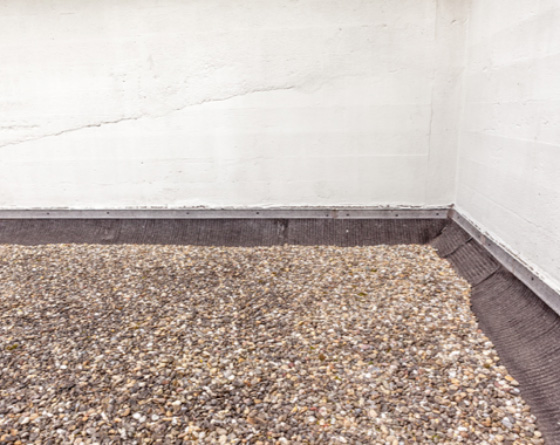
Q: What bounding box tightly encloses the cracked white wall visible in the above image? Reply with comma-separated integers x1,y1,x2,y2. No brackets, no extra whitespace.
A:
0,0,467,208
456,0,560,292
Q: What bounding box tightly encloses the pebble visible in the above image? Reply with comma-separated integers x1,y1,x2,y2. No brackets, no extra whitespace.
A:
0,244,544,443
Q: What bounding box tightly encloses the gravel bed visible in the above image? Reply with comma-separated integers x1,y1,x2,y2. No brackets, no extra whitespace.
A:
0,244,543,444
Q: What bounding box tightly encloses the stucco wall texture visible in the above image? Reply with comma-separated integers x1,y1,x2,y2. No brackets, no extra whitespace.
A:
0,0,467,208
0,1,559,291
456,0,560,293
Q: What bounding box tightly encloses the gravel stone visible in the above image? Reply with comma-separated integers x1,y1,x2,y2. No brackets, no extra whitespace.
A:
0,244,544,444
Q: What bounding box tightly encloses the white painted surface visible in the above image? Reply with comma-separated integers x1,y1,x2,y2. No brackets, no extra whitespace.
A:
456,0,560,292
0,0,467,209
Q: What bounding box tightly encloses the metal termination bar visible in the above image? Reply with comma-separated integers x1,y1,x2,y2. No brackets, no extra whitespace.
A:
0,207,451,220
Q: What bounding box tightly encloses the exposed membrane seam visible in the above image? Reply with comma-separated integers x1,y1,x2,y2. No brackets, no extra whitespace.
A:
472,269,500,288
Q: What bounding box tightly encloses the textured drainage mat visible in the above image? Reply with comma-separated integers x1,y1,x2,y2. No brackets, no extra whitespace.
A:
0,218,558,443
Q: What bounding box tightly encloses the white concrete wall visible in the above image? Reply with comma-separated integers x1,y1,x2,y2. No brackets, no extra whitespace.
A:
456,0,560,292
0,0,467,209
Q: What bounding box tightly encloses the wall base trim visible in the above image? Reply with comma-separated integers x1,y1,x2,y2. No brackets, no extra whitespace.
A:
0,207,451,220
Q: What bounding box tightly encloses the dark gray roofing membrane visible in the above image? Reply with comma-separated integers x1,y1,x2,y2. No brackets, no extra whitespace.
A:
0,218,447,246
0,218,558,444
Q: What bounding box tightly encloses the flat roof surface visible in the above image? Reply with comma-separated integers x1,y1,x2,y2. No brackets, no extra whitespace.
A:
0,218,558,443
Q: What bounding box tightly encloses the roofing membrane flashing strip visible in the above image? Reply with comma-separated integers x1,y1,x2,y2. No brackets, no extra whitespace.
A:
0,218,448,247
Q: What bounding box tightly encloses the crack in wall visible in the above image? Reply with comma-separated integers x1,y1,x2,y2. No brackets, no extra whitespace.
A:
0,85,296,150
